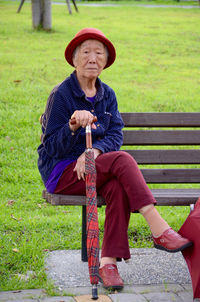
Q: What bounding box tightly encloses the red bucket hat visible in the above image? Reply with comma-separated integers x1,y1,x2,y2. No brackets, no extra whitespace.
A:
64,28,116,69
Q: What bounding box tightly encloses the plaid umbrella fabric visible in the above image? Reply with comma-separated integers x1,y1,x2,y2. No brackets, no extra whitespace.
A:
85,124,99,300
178,197,200,299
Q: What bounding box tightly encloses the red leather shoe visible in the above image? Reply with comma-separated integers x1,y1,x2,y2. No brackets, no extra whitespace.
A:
99,264,124,290
153,228,193,253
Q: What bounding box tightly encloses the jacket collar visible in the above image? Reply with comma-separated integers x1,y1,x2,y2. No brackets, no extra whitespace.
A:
69,71,105,103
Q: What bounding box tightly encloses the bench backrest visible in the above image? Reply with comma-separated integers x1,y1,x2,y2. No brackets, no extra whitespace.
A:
121,112,200,185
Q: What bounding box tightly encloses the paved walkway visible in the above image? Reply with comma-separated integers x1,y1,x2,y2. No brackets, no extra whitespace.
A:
53,1,200,9
0,285,197,302
1,248,200,302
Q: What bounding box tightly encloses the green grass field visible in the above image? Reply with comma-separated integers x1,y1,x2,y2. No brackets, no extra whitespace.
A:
0,0,200,292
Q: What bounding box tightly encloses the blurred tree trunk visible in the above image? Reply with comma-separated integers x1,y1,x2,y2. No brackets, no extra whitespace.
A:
32,0,51,31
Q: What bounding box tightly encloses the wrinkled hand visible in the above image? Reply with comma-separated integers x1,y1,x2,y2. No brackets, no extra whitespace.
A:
74,149,102,181
69,110,97,132
74,152,85,181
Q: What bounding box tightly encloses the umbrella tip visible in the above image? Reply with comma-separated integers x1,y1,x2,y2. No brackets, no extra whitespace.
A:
92,284,98,300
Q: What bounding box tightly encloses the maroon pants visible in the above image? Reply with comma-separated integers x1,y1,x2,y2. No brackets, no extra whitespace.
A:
55,151,156,260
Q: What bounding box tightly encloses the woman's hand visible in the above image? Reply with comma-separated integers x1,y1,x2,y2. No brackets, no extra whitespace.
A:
69,110,97,132
73,149,102,180
73,152,86,180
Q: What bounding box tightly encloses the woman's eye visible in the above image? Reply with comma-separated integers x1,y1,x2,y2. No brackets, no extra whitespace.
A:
83,50,89,54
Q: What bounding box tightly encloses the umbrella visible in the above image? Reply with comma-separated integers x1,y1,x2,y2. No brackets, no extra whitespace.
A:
69,117,99,299
178,197,200,299
85,123,99,300
85,124,99,299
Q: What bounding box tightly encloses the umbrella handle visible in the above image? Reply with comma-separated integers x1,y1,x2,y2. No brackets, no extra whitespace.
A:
86,124,92,149
69,116,97,149
92,284,98,300
69,116,97,150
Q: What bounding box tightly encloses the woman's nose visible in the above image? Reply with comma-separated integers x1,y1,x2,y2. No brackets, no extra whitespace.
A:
88,52,96,63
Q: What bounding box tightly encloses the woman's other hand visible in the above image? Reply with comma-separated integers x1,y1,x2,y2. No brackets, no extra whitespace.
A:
73,148,102,180
73,152,86,180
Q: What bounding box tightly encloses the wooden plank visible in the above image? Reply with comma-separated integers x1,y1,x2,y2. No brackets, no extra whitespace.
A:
141,169,200,183
121,112,200,127
152,189,200,205
125,149,200,164
42,189,200,206
42,190,105,206
123,130,200,145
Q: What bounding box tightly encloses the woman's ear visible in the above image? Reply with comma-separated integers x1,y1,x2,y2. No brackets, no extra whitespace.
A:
72,46,79,68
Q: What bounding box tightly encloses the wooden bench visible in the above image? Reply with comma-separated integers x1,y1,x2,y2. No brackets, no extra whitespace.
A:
42,112,200,261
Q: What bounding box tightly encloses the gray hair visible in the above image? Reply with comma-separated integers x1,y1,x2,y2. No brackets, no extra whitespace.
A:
72,45,80,60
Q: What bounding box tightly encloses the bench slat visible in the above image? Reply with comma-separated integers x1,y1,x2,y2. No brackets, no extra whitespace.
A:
141,169,200,183
123,130,200,145
125,149,200,164
121,112,200,127
153,189,200,205
42,189,200,207
42,190,104,206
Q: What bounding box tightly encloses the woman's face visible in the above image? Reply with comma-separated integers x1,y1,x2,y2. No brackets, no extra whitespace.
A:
73,39,108,81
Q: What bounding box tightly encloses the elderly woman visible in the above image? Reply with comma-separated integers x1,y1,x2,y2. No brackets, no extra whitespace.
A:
38,28,192,290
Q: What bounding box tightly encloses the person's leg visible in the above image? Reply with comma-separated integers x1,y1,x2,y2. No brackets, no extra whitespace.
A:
54,162,86,195
139,204,169,237
95,151,156,212
95,151,192,253
55,160,131,263
54,158,128,289
140,204,192,252
55,151,192,257
95,151,155,278
98,178,131,264
97,178,130,289
95,151,169,235
55,152,192,289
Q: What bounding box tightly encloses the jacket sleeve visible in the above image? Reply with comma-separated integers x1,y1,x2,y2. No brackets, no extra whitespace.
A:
92,90,124,153
41,89,82,159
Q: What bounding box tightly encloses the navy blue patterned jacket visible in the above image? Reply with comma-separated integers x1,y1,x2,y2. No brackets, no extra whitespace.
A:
37,71,124,184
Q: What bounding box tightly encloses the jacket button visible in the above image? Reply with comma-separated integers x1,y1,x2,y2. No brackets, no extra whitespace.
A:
91,109,94,113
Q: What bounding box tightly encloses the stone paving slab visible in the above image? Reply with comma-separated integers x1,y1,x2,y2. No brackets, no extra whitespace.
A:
0,289,46,301
131,283,185,294
143,292,183,302
74,295,111,302
6,300,39,302
42,297,75,302
109,293,147,302
178,292,195,301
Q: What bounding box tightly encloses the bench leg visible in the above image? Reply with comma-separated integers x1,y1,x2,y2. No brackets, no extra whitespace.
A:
190,204,195,212
81,205,88,262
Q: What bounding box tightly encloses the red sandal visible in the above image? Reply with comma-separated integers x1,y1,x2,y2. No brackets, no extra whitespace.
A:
153,228,193,253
